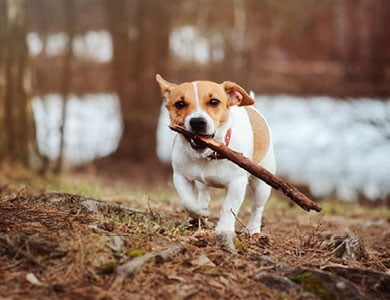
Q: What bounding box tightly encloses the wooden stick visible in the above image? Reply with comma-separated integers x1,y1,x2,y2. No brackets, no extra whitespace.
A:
169,124,321,213
111,243,185,289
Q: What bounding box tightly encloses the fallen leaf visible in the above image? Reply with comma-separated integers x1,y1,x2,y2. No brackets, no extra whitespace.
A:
26,273,42,286
190,254,216,268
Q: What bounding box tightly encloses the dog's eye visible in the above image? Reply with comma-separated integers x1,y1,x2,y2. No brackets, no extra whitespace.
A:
209,98,220,107
174,100,187,109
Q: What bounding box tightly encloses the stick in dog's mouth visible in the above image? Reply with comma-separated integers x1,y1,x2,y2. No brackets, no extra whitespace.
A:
182,131,214,150
169,124,322,213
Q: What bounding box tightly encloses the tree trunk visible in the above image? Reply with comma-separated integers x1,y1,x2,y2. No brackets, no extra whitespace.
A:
334,0,385,83
0,0,6,158
0,0,40,168
106,0,171,163
53,0,75,174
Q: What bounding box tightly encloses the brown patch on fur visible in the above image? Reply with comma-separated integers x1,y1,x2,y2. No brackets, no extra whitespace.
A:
165,82,198,126
156,74,256,131
197,81,230,129
245,107,270,164
163,80,231,129
222,81,255,106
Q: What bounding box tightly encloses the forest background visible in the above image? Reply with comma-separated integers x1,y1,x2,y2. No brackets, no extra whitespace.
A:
0,0,389,202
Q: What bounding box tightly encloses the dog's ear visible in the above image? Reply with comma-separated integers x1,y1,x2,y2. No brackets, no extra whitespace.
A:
156,74,177,99
222,81,255,106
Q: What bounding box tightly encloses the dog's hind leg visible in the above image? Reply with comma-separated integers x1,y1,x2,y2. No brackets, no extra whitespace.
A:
247,145,276,236
246,178,272,236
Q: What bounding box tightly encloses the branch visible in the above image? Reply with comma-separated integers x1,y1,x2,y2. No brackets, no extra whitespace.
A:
169,124,321,213
111,244,185,289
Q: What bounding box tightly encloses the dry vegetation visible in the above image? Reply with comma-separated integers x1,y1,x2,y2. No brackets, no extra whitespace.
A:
0,165,389,299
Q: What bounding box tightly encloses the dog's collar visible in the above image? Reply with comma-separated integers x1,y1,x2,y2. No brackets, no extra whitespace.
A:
208,128,232,160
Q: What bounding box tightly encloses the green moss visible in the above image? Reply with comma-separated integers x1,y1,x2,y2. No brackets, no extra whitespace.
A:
290,272,335,300
127,249,146,258
178,222,186,235
233,238,247,253
290,272,312,284
96,261,117,274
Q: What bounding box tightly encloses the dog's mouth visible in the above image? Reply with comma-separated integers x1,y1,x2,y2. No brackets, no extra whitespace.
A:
185,133,214,151
173,121,214,151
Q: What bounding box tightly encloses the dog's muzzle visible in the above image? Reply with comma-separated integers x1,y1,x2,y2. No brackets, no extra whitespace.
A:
185,117,214,150
189,117,208,133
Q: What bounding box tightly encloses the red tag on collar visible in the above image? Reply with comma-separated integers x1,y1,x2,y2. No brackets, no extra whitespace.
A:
209,128,232,160
225,128,232,147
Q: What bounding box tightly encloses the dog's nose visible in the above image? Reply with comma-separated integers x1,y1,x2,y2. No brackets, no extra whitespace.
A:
190,117,207,132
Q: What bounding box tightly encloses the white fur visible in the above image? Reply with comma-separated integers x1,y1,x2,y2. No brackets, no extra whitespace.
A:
171,105,276,236
192,82,201,110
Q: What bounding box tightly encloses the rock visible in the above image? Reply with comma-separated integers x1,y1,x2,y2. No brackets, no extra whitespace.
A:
254,272,298,292
249,255,277,269
108,235,124,253
324,266,390,299
287,268,367,300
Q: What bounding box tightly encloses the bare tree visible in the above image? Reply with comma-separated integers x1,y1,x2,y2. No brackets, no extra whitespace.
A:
0,0,6,157
333,0,384,82
105,0,171,163
54,0,75,173
0,0,41,168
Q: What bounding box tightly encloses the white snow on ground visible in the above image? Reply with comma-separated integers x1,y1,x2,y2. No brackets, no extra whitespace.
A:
32,94,122,164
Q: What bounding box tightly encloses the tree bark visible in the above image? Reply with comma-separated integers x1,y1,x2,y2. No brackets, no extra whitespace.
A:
0,0,40,168
53,0,75,174
105,0,171,163
0,0,6,158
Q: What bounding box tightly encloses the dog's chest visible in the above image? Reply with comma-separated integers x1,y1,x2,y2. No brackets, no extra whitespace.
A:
174,157,242,188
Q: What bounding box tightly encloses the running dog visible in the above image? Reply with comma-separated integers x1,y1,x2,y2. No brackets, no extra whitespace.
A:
156,74,275,239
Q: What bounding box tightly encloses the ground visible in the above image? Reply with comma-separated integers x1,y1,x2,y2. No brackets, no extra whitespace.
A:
0,164,389,299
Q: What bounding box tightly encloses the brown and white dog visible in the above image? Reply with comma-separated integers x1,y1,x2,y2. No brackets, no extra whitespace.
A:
156,74,275,238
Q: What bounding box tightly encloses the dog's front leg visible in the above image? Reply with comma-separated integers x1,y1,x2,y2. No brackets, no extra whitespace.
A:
215,175,248,252
215,175,248,234
195,181,211,210
173,173,209,219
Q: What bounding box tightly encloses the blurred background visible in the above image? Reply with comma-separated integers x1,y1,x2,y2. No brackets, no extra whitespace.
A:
0,0,389,204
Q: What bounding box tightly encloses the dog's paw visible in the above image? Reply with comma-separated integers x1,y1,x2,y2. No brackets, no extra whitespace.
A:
217,230,237,254
247,227,261,237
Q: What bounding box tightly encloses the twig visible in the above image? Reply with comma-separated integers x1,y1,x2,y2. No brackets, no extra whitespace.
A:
169,124,321,213
147,196,162,221
230,208,250,236
40,192,145,215
110,243,185,290
0,236,43,267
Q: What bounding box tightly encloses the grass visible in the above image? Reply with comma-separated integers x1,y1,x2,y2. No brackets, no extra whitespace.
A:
2,160,388,223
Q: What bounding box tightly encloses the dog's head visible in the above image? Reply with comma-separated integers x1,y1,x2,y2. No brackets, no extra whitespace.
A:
156,74,255,139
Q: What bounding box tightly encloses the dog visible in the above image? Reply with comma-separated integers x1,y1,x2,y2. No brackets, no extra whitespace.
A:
156,74,276,239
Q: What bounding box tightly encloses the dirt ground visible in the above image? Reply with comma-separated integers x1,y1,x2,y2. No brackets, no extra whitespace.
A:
0,177,389,299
